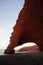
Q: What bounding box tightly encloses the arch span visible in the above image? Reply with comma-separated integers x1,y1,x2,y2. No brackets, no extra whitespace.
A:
5,0,43,52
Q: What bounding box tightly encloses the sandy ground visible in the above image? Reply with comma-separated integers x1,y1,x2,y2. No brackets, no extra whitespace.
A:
0,51,43,65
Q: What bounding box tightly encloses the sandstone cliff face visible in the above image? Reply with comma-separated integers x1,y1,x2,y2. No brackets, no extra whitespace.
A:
7,0,43,51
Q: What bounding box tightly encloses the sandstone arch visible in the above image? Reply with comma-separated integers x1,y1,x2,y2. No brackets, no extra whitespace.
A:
5,0,43,52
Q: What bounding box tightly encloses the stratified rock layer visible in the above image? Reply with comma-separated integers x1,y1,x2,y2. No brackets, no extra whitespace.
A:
7,0,43,51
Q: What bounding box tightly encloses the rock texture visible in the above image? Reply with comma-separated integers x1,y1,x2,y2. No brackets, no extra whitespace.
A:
19,45,39,51
6,0,43,51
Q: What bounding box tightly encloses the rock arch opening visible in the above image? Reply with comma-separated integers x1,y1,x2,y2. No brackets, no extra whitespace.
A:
14,42,39,51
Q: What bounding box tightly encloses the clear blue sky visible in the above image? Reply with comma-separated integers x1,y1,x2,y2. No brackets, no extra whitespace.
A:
0,0,24,49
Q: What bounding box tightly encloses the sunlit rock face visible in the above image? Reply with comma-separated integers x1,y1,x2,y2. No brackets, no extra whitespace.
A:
19,45,39,51
7,0,43,51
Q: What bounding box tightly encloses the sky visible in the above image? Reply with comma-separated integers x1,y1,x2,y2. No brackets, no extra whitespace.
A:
0,0,36,50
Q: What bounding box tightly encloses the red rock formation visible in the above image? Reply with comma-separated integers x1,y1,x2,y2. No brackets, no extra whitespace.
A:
6,0,43,51
19,45,39,51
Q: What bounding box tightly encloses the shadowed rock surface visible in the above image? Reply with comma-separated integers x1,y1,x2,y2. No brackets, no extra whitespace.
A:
5,0,43,52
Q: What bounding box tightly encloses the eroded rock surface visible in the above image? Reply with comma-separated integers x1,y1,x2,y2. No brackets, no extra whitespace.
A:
6,0,43,51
